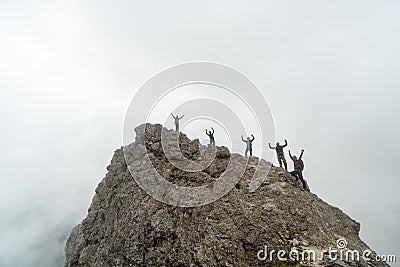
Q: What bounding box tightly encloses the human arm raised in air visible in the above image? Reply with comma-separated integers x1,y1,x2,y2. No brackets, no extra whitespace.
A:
205,129,209,136
179,115,184,119
283,139,288,147
211,127,214,134
241,135,246,142
251,134,255,141
268,143,275,149
171,113,176,119
299,149,304,160
288,150,294,161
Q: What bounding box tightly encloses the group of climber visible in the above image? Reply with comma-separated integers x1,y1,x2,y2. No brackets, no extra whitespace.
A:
241,134,306,190
170,113,307,190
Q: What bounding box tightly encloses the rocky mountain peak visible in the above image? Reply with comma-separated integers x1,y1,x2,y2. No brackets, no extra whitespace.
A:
64,123,388,266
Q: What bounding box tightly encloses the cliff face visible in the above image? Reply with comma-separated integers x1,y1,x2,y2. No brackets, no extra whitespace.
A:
65,124,388,267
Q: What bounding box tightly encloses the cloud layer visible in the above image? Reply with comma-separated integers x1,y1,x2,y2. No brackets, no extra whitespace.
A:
0,1,399,266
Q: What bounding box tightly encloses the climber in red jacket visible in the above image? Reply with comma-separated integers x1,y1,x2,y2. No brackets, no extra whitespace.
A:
289,149,307,190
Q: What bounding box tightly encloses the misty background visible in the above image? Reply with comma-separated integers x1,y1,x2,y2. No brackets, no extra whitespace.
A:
1,1,399,266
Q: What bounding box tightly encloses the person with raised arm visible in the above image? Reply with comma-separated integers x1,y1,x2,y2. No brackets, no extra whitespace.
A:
241,134,255,156
269,140,288,170
288,149,307,190
206,127,215,146
171,113,184,132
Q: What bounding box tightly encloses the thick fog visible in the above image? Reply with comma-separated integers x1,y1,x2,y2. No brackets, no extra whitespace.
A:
0,1,399,266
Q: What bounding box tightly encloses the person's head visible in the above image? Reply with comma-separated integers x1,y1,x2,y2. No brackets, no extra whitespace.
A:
291,155,297,160
208,130,212,134
247,137,250,140
276,142,280,146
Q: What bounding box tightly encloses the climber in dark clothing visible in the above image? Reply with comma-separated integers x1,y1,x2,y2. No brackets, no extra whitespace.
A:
206,127,215,146
269,140,288,170
171,113,184,132
289,149,307,190
241,134,255,156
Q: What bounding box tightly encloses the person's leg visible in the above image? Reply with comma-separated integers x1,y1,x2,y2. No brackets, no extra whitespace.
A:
290,171,298,178
250,147,253,156
297,171,306,189
278,157,283,168
282,157,288,171
245,147,248,156
175,123,179,131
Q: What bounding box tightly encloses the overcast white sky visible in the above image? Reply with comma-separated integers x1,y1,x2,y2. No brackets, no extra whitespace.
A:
1,1,399,266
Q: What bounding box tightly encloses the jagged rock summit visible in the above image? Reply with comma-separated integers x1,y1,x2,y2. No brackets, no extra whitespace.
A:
65,123,388,266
